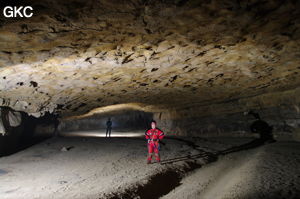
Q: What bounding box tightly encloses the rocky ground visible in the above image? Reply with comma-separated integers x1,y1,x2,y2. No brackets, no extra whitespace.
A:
0,133,299,199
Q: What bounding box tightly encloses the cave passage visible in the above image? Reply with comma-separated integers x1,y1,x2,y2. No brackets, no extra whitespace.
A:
0,0,300,198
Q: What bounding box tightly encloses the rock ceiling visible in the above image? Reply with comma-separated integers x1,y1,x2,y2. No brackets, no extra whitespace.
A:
0,0,299,117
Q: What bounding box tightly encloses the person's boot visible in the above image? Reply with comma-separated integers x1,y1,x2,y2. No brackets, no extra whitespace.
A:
147,154,152,164
155,154,160,163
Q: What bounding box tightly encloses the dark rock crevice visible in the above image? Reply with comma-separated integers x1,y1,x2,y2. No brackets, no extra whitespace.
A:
0,106,59,157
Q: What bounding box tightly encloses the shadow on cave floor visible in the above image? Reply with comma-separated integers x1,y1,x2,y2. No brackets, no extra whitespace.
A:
108,137,273,199
160,137,274,165
0,135,51,157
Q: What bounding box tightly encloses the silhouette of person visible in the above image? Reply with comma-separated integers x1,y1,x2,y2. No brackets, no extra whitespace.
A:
54,117,60,137
106,118,112,137
50,113,60,137
247,110,276,143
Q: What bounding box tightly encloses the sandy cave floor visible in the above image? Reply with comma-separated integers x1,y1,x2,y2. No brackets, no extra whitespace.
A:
0,133,300,199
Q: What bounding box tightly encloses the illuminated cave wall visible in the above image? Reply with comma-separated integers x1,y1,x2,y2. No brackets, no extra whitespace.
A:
60,109,153,132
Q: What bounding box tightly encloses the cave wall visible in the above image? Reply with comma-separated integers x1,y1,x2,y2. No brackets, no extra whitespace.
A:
0,106,57,156
60,109,153,132
154,87,300,140
0,107,25,156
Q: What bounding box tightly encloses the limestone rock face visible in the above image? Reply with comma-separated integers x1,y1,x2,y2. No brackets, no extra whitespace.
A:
0,106,57,156
0,0,299,136
7,110,22,127
60,109,152,132
0,110,5,135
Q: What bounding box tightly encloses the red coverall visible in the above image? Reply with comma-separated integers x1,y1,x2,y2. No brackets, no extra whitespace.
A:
145,128,164,163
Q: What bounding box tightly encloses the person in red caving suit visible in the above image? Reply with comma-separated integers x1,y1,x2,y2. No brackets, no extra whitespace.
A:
145,120,165,164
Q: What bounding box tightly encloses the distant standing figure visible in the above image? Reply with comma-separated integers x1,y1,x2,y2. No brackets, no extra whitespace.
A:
53,114,60,137
145,120,165,164
106,118,112,137
247,110,275,143
54,118,60,137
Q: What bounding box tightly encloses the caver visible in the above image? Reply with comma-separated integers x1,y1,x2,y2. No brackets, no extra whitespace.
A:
145,121,165,164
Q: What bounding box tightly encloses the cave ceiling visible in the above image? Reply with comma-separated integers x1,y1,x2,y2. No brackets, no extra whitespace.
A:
0,0,299,117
